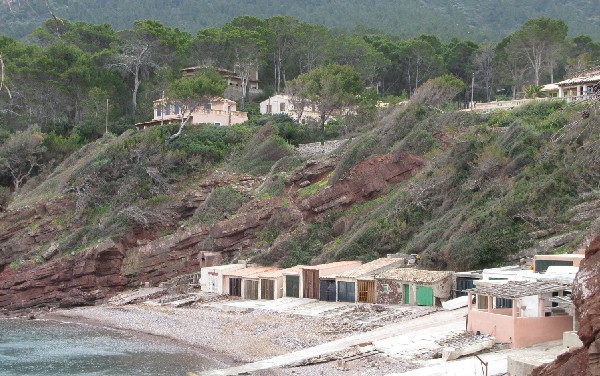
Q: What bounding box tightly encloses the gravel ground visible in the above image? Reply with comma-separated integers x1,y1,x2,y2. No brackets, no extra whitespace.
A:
42,300,435,376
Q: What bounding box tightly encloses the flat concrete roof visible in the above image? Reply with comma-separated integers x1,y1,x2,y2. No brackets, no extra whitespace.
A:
222,266,279,278
257,265,306,279
322,257,404,279
376,268,452,284
302,261,362,271
469,281,570,299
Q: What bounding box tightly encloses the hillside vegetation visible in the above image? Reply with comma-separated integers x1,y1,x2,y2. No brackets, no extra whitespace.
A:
3,98,599,274
1,0,600,40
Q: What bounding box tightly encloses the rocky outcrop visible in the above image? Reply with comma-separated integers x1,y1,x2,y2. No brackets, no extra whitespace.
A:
122,197,300,286
0,239,126,310
530,234,600,376
298,152,425,218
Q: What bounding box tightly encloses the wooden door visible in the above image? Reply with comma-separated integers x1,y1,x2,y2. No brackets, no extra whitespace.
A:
261,279,275,300
357,280,375,303
403,284,410,304
229,278,242,297
302,269,319,299
244,280,259,300
416,285,433,306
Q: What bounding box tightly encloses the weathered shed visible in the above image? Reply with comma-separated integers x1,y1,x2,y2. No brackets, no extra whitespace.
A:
299,261,362,299
321,257,406,303
200,264,247,294
221,266,278,299
375,268,453,306
257,265,305,300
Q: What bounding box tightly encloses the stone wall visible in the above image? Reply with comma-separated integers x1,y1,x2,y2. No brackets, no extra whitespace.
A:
295,139,348,159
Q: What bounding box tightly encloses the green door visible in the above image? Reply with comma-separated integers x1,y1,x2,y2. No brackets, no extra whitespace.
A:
403,284,410,304
416,285,433,306
286,275,300,298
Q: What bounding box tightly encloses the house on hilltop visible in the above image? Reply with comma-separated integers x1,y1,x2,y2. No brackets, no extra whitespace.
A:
135,96,248,130
556,67,600,102
182,66,262,101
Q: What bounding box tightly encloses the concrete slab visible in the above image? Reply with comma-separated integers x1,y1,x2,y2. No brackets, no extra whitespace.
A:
387,340,565,376
442,295,469,310
196,309,468,376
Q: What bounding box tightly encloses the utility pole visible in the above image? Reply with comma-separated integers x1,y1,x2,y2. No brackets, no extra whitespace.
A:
471,72,475,110
105,98,109,134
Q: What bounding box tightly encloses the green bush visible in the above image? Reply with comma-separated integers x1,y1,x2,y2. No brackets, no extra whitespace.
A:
195,186,246,224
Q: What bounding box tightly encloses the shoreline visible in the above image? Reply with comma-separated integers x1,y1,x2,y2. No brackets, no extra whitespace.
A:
33,302,339,375
37,307,242,370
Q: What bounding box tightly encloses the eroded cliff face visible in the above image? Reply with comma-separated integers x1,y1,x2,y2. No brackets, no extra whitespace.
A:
0,151,424,311
531,235,600,376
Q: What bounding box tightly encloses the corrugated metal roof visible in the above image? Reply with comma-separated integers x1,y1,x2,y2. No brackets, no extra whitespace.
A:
257,265,306,279
222,266,278,278
469,281,570,299
322,258,404,279
302,260,362,271
376,268,453,284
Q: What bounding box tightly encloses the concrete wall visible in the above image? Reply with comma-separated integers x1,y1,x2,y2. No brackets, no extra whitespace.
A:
468,307,573,348
512,315,573,348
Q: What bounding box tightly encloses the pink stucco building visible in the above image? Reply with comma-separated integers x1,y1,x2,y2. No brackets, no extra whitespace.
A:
467,281,574,348
135,97,248,130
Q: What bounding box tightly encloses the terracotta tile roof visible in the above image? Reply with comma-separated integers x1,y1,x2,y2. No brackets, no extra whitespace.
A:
556,69,600,86
376,268,453,284
322,258,405,279
469,281,570,299
222,266,278,278
257,265,306,279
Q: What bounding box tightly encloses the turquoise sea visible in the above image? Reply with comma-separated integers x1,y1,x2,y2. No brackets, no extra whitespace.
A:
0,318,219,376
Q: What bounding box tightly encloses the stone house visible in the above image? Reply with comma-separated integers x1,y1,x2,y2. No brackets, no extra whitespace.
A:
375,268,453,306
182,66,262,101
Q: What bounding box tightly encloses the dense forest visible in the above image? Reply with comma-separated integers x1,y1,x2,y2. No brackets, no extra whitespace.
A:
2,0,600,41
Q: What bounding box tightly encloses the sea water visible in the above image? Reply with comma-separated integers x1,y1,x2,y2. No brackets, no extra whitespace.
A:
0,318,219,376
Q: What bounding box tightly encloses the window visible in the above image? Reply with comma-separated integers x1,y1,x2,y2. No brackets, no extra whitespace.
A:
156,108,161,117
165,104,171,115
382,284,390,294
174,104,180,115
204,103,212,110
214,122,221,126
266,104,272,113
280,103,286,112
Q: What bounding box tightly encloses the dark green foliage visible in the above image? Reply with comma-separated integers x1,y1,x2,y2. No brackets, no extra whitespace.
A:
194,186,246,224
230,124,294,175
